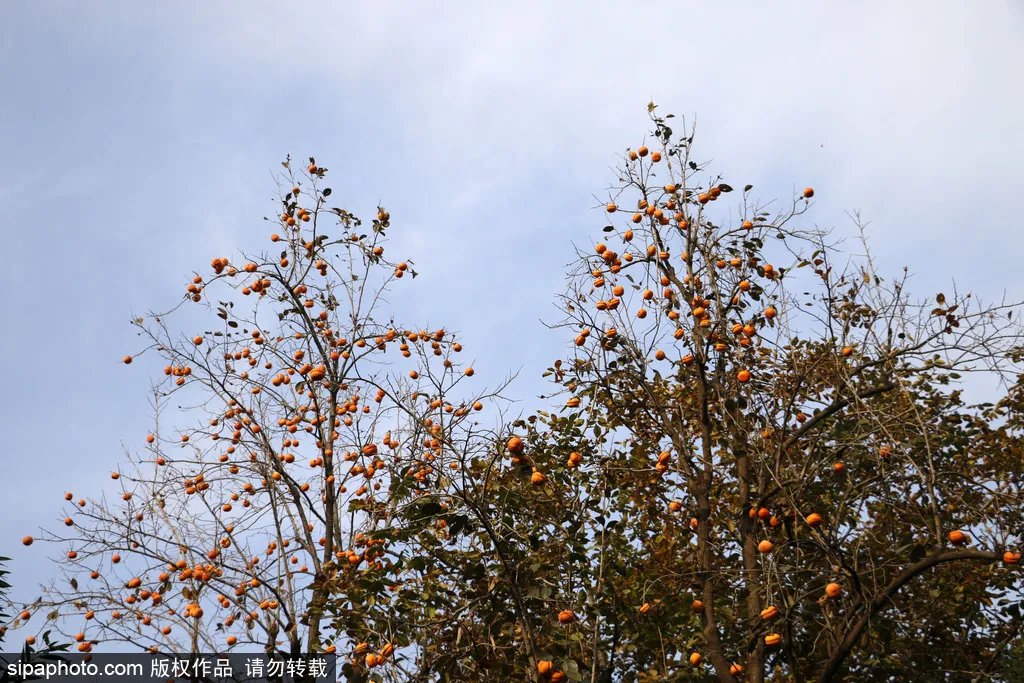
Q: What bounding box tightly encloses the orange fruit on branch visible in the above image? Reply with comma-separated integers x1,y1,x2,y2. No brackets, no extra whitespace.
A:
948,530,969,545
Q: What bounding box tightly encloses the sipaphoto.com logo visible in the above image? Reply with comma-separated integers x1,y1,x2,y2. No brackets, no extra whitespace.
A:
2,651,338,682
4,655,145,680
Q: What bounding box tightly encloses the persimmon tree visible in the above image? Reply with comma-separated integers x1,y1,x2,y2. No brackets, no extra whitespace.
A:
512,108,1024,682
14,158,509,679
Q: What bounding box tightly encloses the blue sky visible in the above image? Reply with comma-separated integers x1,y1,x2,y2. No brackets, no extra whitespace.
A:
1,1,1022,606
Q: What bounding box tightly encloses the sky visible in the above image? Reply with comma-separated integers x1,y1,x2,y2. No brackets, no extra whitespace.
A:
1,1,1022,609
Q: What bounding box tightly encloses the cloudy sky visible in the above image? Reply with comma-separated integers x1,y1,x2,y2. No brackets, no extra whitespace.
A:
1,1,1022,605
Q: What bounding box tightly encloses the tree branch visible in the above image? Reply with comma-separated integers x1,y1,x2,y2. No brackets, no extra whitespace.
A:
816,549,1001,682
